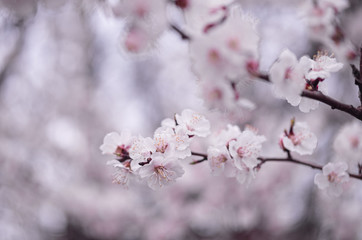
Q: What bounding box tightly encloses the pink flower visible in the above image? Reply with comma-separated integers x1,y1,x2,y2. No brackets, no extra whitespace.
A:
212,124,242,147
175,109,210,137
100,131,134,158
305,52,343,80
207,146,236,177
129,136,156,166
314,162,350,197
281,121,317,155
189,6,259,82
229,127,266,171
107,160,134,188
138,154,185,190
208,125,265,184
269,50,309,106
153,126,192,159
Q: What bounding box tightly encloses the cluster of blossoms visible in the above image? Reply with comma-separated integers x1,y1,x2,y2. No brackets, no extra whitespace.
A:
98,1,362,199
300,0,356,60
207,125,266,185
277,119,352,197
100,109,210,190
313,121,362,196
270,49,343,112
189,6,259,116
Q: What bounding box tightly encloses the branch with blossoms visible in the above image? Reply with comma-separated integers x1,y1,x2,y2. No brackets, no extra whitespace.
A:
251,69,362,121
100,110,362,197
188,151,362,181
100,0,362,197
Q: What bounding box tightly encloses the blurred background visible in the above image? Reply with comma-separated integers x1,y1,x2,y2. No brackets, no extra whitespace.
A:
1,0,362,239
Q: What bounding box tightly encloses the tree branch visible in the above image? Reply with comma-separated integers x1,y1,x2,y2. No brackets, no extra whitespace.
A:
257,157,362,180
190,151,207,164
189,150,362,181
252,72,362,121
350,47,362,106
170,23,191,40
300,90,362,120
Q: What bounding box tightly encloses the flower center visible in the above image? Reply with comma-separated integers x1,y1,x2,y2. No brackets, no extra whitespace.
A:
284,67,292,80
237,147,244,158
155,166,171,180
155,137,168,153
208,48,222,65
217,155,228,163
328,172,338,183
227,37,239,51
350,136,359,149
210,88,223,100
289,133,303,146
115,145,130,158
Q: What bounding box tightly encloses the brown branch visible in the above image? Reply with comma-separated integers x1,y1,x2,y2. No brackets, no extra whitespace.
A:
188,149,362,180
0,21,27,89
253,72,362,121
350,48,362,106
257,157,362,180
190,151,207,165
170,23,191,40
301,90,362,120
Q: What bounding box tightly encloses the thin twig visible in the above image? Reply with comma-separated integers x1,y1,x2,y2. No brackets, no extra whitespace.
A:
257,157,362,180
170,23,191,40
189,149,362,181
0,21,27,89
190,151,207,164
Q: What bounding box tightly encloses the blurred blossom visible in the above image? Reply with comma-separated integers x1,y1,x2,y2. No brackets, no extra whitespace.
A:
0,0,362,240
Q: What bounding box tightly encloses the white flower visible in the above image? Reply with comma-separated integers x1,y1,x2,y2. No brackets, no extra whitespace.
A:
129,136,156,164
171,126,192,159
175,109,210,137
138,154,185,190
314,162,350,197
235,165,257,185
107,160,134,188
269,50,308,106
207,146,236,177
153,126,174,155
282,121,317,155
212,124,242,147
333,122,362,169
207,125,264,184
229,128,266,170
161,118,177,128
305,52,343,80
154,126,191,159
100,130,134,157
